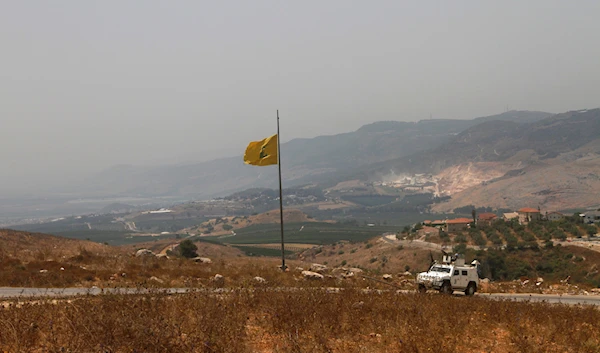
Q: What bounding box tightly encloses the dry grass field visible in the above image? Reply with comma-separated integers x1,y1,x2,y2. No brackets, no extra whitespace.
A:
0,229,119,261
1,289,600,352
2,229,600,352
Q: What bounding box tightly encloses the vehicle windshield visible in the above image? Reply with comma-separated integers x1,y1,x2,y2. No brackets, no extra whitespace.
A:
430,266,451,273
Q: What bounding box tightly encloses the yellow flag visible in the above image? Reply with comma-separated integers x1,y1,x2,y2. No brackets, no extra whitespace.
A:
244,134,278,166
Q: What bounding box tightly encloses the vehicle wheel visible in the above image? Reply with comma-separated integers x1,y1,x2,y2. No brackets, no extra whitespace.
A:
465,282,476,296
440,281,452,295
418,284,427,293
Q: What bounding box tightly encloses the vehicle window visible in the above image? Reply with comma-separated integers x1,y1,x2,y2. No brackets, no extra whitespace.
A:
462,270,468,276
430,266,451,273
453,270,459,275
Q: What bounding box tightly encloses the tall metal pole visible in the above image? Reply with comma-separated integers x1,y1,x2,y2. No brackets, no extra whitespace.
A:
277,110,286,270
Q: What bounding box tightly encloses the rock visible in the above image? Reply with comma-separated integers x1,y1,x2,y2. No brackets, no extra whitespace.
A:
192,257,212,264
560,276,571,283
135,249,155,258
309,263,329,273
401,271,412,277
149,276,164,284
295,267,304,272
341,272,355,279
352,301,364,309
382,274,393,281
121,273,127,277
60,267,65,271
302,270,324,280
537,277,544,283
213,274,225,287
590,288,600,294
253,276,267,284
481,278,490,284
39,269,48,273
348,268,363,274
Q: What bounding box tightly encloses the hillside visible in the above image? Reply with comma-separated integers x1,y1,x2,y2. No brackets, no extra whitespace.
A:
328,108,600,211
351,109,599,178
184,209,321,236
0,229,116,261
298,214,600,287
71,111,551,199
432,145,600,212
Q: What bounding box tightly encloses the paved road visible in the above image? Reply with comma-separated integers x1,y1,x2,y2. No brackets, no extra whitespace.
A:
482,292,600,306
1,287,600,306
0,287,192,298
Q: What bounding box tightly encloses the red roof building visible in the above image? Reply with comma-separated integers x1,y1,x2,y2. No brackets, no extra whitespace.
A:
477,212,498,226
518,207,540,213
446,218,472,232
518,207,542,224
446,218,473,224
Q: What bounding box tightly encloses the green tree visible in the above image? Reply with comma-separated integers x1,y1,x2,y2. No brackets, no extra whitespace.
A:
178,239,198,258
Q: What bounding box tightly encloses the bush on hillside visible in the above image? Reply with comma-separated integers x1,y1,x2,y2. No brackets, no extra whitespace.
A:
178,239,198,258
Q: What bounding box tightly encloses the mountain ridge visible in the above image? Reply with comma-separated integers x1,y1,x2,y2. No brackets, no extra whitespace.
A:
71,110,553,199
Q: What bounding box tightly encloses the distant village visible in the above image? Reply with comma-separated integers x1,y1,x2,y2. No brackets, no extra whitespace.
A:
372,173,438,193
423,207,600,233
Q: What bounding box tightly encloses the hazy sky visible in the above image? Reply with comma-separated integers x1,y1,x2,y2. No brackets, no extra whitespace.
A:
2,1,600,194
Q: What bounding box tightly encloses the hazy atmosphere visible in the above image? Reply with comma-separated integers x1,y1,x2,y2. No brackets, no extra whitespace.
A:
2,1,600,195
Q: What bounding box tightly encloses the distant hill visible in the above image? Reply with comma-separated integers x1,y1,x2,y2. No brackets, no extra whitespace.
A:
342,108,600,180
328,108,600,211
72,110,552,199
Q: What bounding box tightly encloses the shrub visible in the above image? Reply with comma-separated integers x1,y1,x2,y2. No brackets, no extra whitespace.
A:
178,239,198,258
455,234,468,243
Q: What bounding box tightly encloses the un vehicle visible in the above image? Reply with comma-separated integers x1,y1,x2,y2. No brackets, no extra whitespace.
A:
416,255,480,295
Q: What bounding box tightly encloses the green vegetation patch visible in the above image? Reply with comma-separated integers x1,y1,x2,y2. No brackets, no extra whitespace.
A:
216,222,397,245
340,195,397,207
232,246,294,257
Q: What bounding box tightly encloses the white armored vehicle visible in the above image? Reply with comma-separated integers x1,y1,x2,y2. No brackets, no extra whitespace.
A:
416,254,480,295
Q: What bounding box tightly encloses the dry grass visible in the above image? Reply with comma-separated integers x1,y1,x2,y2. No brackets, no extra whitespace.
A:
0,247,331,288
1,289,600,352
3,229,600,352
0,229,118,261
299,239,434,274
121,238,245,257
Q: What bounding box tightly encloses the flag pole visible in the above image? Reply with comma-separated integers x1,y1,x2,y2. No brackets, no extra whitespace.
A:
276,110,286,271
